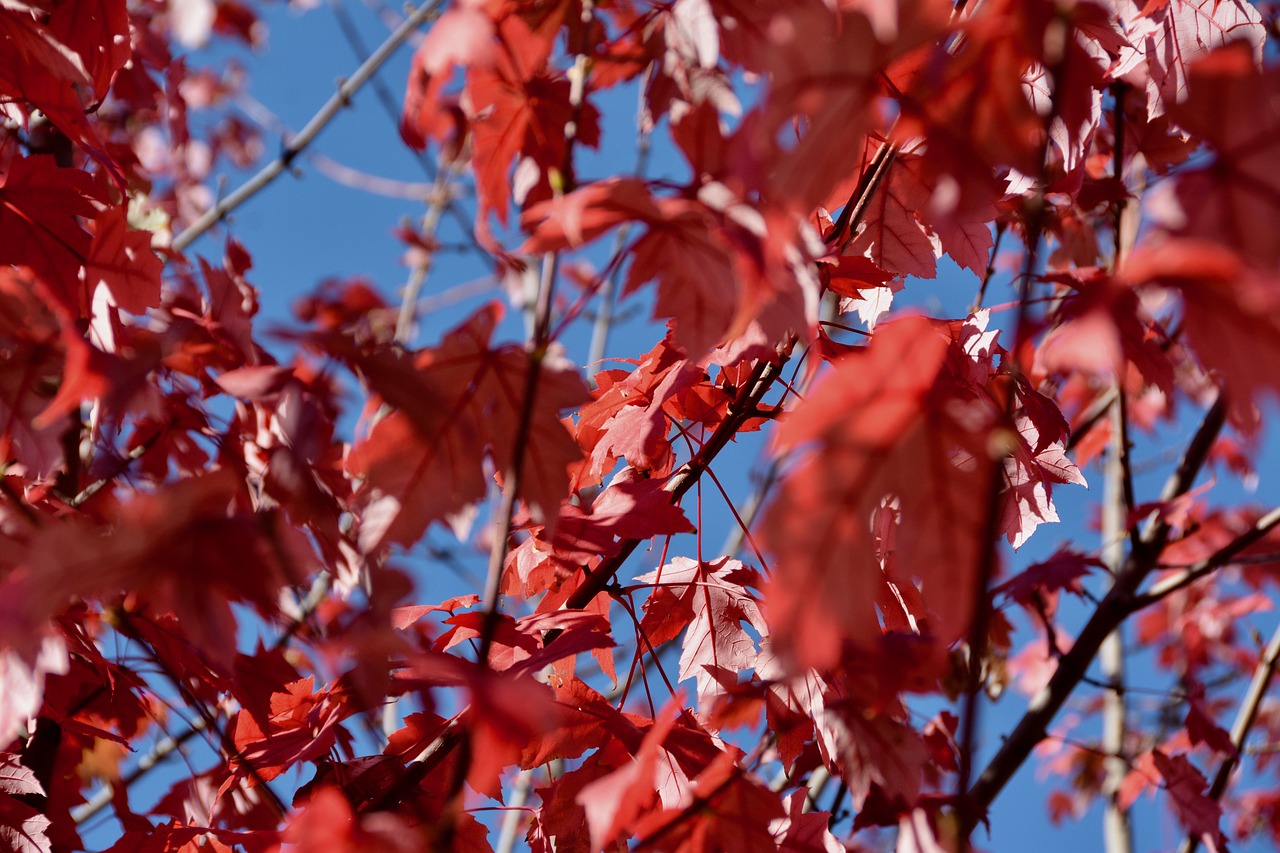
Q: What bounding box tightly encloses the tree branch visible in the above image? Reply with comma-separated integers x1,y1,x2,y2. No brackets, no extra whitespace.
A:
171,0,444,252
1131,506,1280,609
967,394,1227,817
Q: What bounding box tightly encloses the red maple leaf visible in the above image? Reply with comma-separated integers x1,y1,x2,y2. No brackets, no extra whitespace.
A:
1153,750,1229,853
466,14,599,223
763,315,998,668
1121,239,1280,425
1161,43,1280,268
342,302,589,551
0,753,51,853
628,750,785,852
635,557,767,712
523,180,813,357
47,0,132,102
83,206,163,316
0,155,101,308
228,677,352,788
1123,0,1265,120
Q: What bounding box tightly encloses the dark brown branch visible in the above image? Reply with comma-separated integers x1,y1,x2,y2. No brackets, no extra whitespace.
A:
1131,506,1280,609
967,394,1227,817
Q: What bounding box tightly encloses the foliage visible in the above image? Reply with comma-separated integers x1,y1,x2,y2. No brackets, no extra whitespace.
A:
2,0,1280,851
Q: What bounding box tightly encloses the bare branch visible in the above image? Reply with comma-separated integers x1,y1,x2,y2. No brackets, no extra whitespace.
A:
171,0,445,252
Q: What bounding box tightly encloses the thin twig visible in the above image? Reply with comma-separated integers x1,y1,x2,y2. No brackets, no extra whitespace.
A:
1177,620,1280,853
73,716,209,824
395,162,458,342
171,0,445,252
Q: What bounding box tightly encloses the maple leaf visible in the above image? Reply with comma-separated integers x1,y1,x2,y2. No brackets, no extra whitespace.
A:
1121,240,1280,424
1153,750,1229,853
740,0,951,213
228,677,352,788
277,787,420,853
342,302,589,551
575,706,683,850
1160,43,1280,268
524,181,816,358
996,549,1102,623
538,472,696,590
898,0,1046,179
0,636,69,755
1122,0,1265,120
520,677,642,769
0,156,101,308
635,557,768,712
0,7,119,171
763,315,999,668
83,206,163,316
847,154,941,280
0,752,52,853
999,412,1087,549
527,189,738,356
1036,268,1176,394
466,15,600,224
770,791,844,853
0,266,90,478
7,472,305,667
1185,687,1235,755
46,0,132,102
820,699,930,812
572,334,705,482
629,750,785,852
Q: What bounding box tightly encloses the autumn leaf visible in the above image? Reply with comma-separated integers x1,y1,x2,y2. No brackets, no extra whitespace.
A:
629,750,785,852
1124,0,1265,120
83,206,163,316
227,677,352,788
46,0,132,101
343,303,589,551
1162,42,1280,268
0,155,101,308
764,315,998,668
0,752,52,853
1153,750,1229,853
1121,239,1280,424
635,557,768,712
